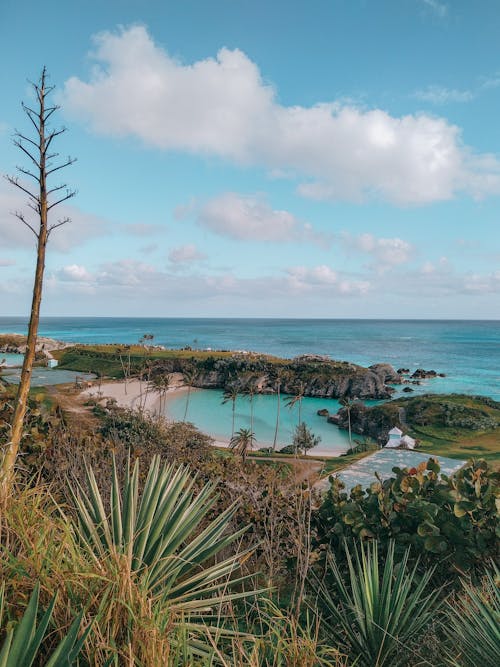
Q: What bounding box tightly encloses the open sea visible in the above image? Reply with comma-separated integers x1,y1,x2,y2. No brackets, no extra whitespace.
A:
1,317,499,452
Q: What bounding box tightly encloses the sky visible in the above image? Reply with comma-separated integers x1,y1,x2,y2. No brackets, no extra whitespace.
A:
0,0,499,319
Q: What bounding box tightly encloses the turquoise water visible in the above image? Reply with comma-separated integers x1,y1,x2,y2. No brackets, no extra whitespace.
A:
165,389,353,454
0,352,24,367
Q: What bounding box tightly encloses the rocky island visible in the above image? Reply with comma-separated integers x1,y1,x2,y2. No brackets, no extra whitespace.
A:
51,344,402,399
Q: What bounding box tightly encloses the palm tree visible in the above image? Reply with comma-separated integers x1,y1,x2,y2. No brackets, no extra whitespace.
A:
222,383,240,438
149,372,171,415
244,375,259,434
339,395,356,447
285,380,306,426
182,366,198,421
229,428,255,463
272,368,286,452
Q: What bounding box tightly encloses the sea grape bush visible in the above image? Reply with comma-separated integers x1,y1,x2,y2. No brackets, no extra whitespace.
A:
314,458,499,573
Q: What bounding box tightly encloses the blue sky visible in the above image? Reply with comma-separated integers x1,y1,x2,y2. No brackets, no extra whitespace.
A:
1,0,499,318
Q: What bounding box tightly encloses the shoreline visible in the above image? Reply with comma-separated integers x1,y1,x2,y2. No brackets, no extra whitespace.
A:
80,379,346,458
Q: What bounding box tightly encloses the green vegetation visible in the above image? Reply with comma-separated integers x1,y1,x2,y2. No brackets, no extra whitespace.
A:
0,583,88,666
338,393,500,462
315,458,499,574
316,541,442,667
0,389,498,664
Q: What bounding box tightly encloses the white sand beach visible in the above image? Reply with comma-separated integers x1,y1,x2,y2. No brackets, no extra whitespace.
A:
81,376,189,414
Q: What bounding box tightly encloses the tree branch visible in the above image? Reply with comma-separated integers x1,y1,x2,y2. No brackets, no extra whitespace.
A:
12,210,39,238
16,166,40,183
27,201,41,215
46,157,77,176
21,103,41,133
14,131,39,151
13,140,41,169
47,183,67,195
43,105,60,122
44,128,66,152
48,216,70,236
47,189,76,210
5,175,39,202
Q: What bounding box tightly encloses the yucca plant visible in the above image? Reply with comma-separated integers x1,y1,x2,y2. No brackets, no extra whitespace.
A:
315,541,442,667
69,455,258,659
0,582,87,666
443,565,500,667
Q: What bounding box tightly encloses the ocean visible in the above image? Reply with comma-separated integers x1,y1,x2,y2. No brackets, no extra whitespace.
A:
1,317,498,397
1,317,498,452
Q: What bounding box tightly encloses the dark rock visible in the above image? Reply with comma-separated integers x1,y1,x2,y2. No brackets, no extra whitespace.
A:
397,368,410,374
403,386,414,393
317,408,329,417
439,373,446,377
327,414,341,425
369,363,402,384
411,368,438,379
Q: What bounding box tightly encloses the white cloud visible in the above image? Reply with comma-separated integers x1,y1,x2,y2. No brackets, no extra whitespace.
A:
341,233,413,272
57,264,93,282
194,192,328,243
419,0,448,17
287,265,371,294
414,85,474,105
60,26,500,205
168,244,206,264
0,258,15,267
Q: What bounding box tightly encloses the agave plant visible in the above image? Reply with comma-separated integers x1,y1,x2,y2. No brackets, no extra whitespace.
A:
315,541,442,667
0,582,87,666
70,456,257,656
443,565,500,667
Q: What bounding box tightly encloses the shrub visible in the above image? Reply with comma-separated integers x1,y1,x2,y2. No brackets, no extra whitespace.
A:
314,459,499,575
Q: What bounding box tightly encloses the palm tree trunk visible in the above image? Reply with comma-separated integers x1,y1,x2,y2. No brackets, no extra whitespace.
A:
231,399,235,438
183,385,191,422
272,383,281,452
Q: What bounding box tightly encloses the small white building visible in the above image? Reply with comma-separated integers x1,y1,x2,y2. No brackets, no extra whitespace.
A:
385,426,416,449
47,358,58,369
385,427,403,448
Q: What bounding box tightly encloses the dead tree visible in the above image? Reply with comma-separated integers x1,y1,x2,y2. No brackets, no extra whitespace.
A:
0,68,76,491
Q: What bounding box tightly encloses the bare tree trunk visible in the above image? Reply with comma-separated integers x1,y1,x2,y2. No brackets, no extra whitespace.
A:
0,68,75,493
2,226,47,486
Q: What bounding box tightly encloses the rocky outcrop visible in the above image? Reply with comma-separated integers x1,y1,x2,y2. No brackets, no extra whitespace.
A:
149,354,401,400
369,363,402,384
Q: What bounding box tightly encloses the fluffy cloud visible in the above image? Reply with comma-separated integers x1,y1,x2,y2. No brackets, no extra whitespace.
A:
57,264,93,282
61,26,500,205
168,244,207,264
193,192,327,243
287,265,371,294
341,233,413,272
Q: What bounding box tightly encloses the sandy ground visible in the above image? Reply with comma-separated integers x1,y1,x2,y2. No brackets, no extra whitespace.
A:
81,378,188,415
